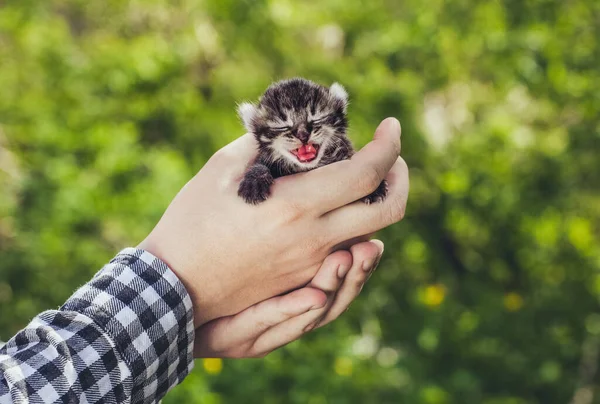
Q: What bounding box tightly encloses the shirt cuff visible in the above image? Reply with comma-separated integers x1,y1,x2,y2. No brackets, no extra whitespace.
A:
61,248,195,403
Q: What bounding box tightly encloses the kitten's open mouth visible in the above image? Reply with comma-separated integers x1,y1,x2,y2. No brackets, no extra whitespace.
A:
290,143,319,163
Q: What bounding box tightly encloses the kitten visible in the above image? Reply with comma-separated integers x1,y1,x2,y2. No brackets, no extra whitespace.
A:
236,77,388,205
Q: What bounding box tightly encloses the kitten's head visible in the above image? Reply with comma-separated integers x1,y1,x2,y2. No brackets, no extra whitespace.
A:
237,78,348,170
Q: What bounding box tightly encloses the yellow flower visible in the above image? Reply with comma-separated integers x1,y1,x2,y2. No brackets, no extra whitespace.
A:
334,357,353,376
421,284,446,308
504,292,524,312
203,358,223,374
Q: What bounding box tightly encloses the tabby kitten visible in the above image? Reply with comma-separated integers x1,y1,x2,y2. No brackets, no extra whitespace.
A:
237,77,388,205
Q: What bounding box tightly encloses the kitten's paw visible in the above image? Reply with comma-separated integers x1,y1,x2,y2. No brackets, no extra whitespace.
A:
362,180,388,204
238,165,273,204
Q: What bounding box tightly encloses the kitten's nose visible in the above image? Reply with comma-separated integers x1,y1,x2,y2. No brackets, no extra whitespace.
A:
295,129,310,143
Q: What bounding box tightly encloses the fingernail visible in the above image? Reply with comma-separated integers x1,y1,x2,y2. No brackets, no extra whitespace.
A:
337,263,351,278
370,239,385,255
310,302,326,310
382,117,401,136
390,117,401,134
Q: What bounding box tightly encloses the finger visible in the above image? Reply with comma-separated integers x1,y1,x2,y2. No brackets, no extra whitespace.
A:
250,297,329,355
249,250,353,355
194,286,326,358
273,117,401,213
324,156,409,243
309,250,353,292
252,242,380,354
317,240,384,328
309,241,378,314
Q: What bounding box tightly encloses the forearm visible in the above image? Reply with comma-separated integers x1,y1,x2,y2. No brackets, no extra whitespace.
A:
0,249,194,403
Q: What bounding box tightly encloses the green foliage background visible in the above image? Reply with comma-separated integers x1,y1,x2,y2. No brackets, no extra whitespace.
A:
1,0,599,403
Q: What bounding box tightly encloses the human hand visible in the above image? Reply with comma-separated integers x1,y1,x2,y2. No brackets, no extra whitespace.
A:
194,240,383,358
138,118,408,326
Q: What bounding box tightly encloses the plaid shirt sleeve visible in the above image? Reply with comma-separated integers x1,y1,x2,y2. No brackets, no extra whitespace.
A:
0,248,195,403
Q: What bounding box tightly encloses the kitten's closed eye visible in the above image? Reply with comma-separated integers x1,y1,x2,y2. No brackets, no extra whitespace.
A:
311,116,329,124
270,126,291,133
309,117,329,129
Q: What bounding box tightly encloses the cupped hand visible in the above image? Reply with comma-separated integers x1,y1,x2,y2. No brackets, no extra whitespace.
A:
194,240,383,358
138,118,408,326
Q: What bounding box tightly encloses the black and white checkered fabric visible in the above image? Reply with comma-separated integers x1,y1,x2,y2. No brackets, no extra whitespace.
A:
0,248,195,403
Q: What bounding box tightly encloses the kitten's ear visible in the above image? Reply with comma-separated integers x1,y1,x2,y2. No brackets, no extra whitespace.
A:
237,102,258,131
329,83,348,112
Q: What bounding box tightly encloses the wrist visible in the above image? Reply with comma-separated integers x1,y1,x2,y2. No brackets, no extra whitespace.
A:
137,235,223,327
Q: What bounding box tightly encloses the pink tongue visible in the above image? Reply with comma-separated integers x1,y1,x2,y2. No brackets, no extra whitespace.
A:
297,144,316,161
